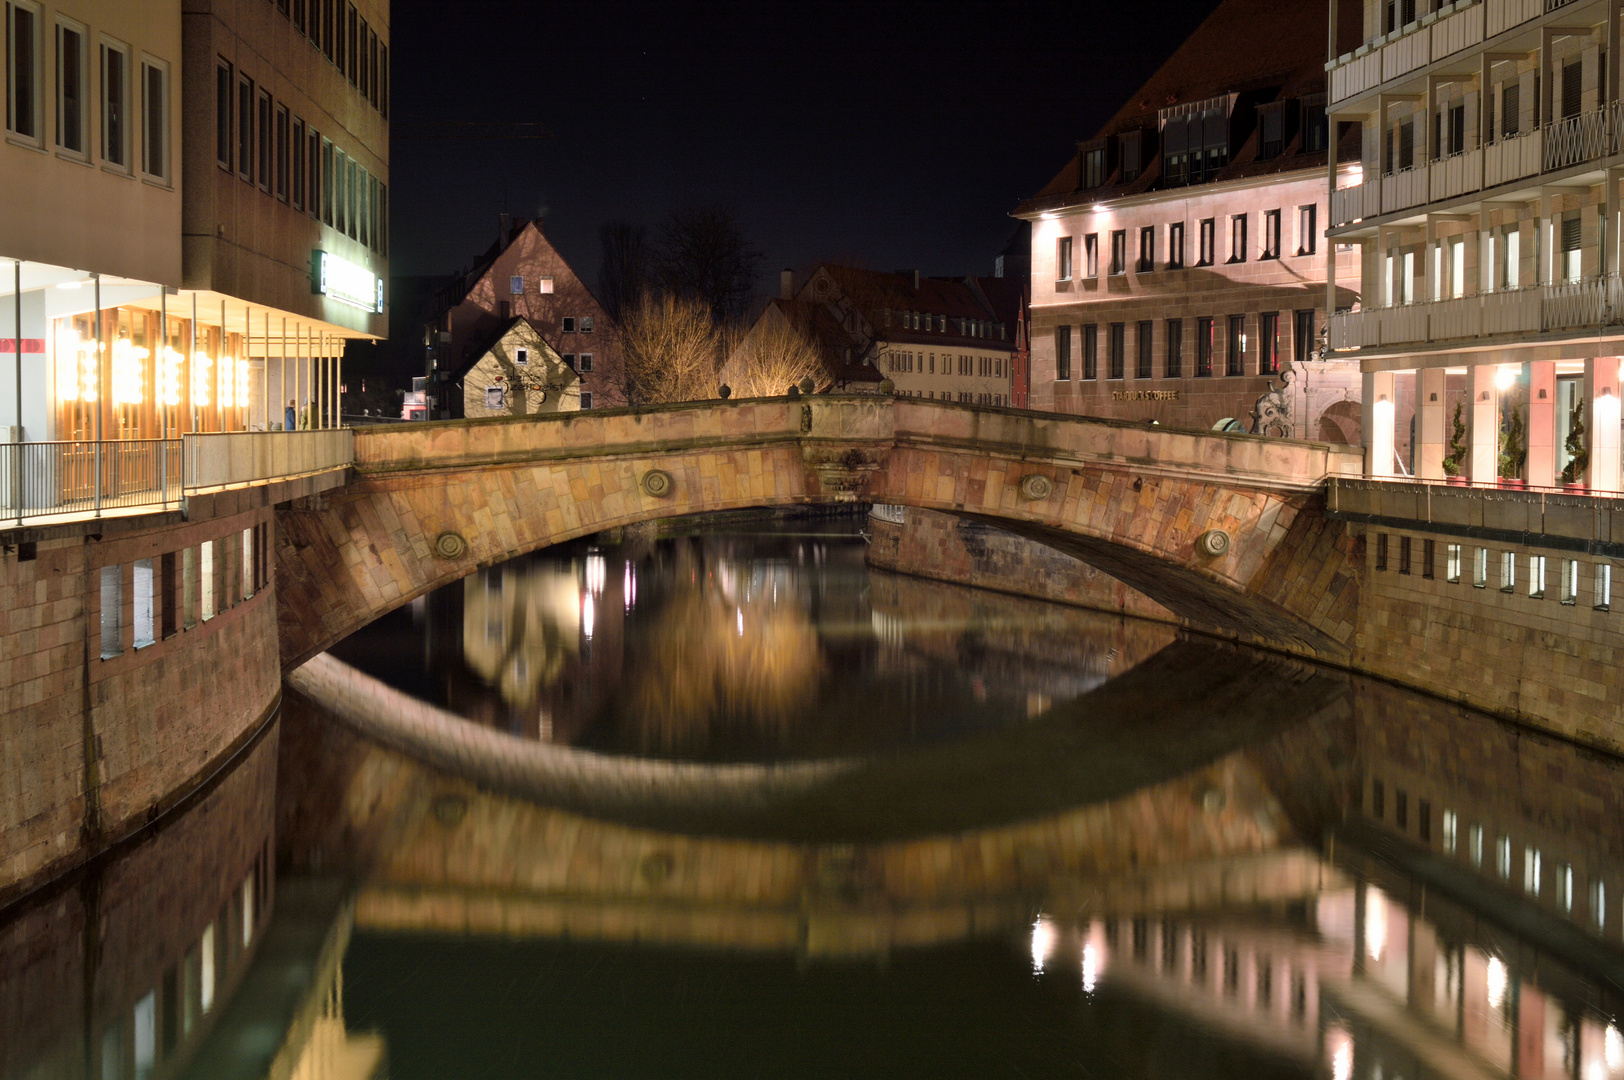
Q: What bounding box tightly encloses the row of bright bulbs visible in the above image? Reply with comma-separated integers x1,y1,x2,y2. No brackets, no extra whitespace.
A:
57,329,251,409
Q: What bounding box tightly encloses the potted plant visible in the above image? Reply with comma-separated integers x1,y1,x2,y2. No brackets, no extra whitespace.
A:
1498,398,1527,488
1441,402,1468,485
1560,396,1588,490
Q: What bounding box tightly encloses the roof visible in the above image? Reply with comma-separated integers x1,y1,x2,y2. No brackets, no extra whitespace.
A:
1014,0,1363,216
448,315,548,383
811,265,1016,353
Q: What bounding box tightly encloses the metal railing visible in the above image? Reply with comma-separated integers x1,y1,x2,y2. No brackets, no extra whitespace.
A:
0,429,353,525
1330,275,1624,351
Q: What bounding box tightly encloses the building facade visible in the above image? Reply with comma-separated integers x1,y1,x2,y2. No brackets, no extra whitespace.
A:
459,317,582,419
1015,0,1365,441
423,217,624,418
788,265,1016,405
0,0,387,445
1325,0,1624,490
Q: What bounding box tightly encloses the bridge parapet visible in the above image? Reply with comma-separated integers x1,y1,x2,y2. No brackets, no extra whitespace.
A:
1328,476,1624,556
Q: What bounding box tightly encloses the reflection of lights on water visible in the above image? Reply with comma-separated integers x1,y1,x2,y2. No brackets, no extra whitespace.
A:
1365,889,1387,961
624,562,636,612
1031,917,1055,974
581,593,596,641
1486,957,1507,1009
1326,1027,1353,1080
1607,1025,1623,1070
585,554,606,597
1081,943,1098,992
736,607,744,636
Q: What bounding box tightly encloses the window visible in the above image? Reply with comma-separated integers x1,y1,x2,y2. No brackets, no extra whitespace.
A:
581,316,594,333
100,564,122,658
315,132,328,224
1195,317,1213,377
1168,222,1185,269
1470,823,1483,866
563,353,577,369
498,300,510,320
1057,236,1073,280
1108,323,1125,380
1055,326,1071,380
345,156,357,237
1084,234,1099,278
1560,558,1578,604
201,540,216,621
1082,324,1098,380
579,353,593,372
1474,546,1488,588
1258,102,1284,160
509,275,524,296
1261,210,1281,260
1528,554,1546,598
1110,230,1127,275
1137,226,1154,272
6,1,40,142
1297,205,1317,256
1082,145,1105,188
55,18,86,155
215,60,232,169
1165,319,1182,377
1227,215,1247,263
485,385,504,409
1562,58,1581,120
1597,563,1612,610
1376,533,1389,571
241,528,255,601
1136,321,1152,379
538,276,554,294
1422,538,1435,579
133,558,155,648
580,391,593,409
1198,218,1215,266
379,42,388,118
322,0,335,62
1502,82,1520,138
514,346,529,366
237,74,253,181
1301,95,1328,152
1525,847,1542,895
1443,810,1458,853
1399,535,1412,575
291,117,304,208
1497,835,1512,879
347,4,359,84
1226,315,1245,376
1561,213,1582,284
1293,309,1316,364
1259,312,1278,374
1120,130,1142,182
1445,543,1463,582
103,40,129,169
1559,863,1574,913
1500,550,1516,593
1593,879,1607,928
358,15,369,95
271,101,286,197
562,317,576,333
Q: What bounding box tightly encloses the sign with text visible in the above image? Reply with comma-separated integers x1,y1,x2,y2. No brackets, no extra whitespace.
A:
1112,390,1179,401
312,251,383,313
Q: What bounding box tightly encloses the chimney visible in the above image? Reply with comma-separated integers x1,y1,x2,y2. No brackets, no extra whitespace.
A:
780,268,795,300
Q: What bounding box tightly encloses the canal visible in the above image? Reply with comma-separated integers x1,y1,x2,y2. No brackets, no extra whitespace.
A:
4,512,1624,1080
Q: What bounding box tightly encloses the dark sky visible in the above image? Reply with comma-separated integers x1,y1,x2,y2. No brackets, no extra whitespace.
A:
388,0,1221,292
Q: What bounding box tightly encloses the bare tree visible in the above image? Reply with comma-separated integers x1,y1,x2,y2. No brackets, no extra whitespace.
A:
654,206,763,324
721,313,825,398
597,220,651,324
620,292,723,404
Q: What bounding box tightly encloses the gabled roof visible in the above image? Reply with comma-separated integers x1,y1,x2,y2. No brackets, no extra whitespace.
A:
449,315,551,383
1014,0,1363,216
810,264,1015,353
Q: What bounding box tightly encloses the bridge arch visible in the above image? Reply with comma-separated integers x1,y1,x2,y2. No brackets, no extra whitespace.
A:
274,398,1362,670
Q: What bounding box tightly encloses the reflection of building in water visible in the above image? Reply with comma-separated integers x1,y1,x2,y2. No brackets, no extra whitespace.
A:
0,728,276,1080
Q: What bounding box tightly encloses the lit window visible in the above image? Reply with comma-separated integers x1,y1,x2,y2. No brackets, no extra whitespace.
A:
1446,543,1462,583
1469,823,1484,867
1528,554,1545,598
485,385,504,409
1560,558,1578,604
1500,550,1516,593
1593,879,1607,928
1474,547,1488,588
1443,810,1458,853
1525,847,1541,895
133,558,155,648
1596,563,1613,610
1057,236,1073,280
1497,835,1511,879
538,276,554,294
1559,863,1573,912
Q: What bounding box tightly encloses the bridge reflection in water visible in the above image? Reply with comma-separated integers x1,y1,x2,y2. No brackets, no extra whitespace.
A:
14,530,1624,1079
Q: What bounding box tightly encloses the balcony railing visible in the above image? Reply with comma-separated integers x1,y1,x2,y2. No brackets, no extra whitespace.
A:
1428,147,1482,201
1329,275,1624,351
0,429,354,525
1330,0,1530,105
1483,128,1543,186
1380,166,1429,214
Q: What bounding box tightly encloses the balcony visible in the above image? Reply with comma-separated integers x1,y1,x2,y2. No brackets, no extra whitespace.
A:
1328,276,1624,351
1428,148,1483,201
1380,166,1429,214
0,429,354,526
1329,0,1541,105
1483,128,1542,186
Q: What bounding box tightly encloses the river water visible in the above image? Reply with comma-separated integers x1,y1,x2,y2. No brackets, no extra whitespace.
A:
5,514,1624,1080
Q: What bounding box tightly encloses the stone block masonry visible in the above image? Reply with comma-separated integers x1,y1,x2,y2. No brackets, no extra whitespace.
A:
0,487,285,904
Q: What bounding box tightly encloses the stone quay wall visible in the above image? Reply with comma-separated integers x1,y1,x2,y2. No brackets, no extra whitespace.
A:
870,495,1624,756
0,486,288,905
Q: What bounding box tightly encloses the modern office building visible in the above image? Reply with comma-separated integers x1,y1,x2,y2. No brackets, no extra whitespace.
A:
1,0,387,446
1325,0,1624,489
1015,0,1365,440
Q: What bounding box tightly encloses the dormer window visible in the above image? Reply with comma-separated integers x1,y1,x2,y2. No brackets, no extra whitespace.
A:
1082,146,1107,188
1120,131,1143,182
1299,95,1328,153
1258,103,1285,161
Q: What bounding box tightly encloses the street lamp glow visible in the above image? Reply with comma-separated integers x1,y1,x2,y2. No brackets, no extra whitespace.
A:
1495,365,1516,391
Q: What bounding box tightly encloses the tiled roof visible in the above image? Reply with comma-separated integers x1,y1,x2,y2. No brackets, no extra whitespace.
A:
813,265,1016,352
1014,0,1362,216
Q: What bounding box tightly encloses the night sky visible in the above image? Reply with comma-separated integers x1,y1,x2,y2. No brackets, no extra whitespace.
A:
387,0,1222,292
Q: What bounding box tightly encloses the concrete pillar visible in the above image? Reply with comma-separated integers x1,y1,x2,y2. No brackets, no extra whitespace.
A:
1366,369,1397,476
1526,360,1556,487
1418,366,1448,479
1584,356,1622,491
1470,364,1500,483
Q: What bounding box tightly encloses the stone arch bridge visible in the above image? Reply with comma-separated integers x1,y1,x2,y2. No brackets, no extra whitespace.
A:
274,397,1364,671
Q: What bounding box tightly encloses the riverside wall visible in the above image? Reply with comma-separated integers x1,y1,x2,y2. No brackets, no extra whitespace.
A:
0,488,290,906
869,502,1624,756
